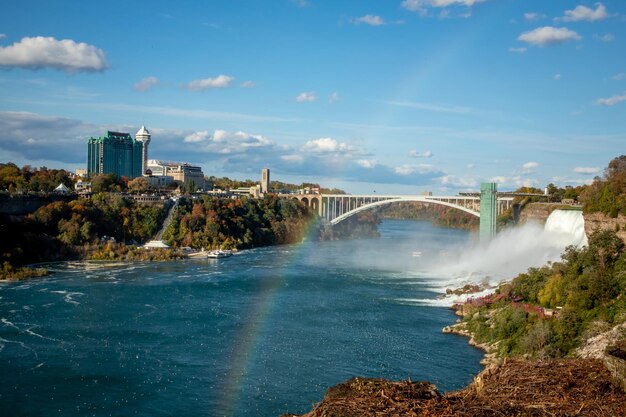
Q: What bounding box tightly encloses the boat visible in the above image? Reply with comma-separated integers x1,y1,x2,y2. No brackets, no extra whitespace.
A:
207,249,232,259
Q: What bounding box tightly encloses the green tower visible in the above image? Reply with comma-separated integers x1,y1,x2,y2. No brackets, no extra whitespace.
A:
87,131,143,179
479,182,497,243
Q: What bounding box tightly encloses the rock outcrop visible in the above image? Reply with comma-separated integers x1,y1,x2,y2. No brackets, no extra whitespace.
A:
518,202,578,225
583,212,626,244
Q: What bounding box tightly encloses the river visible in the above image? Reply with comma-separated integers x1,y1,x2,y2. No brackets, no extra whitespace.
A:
1,220,485,416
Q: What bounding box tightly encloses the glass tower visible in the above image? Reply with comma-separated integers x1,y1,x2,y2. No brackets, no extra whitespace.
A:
87,131,143,179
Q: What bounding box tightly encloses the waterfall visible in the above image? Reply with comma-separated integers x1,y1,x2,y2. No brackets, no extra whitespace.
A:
423,209,589,302
544,209,588,248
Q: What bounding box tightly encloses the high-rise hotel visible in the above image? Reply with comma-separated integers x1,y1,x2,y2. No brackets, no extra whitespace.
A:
87,127,151,179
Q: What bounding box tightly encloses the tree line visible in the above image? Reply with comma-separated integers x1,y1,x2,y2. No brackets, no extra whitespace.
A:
162,195,317,250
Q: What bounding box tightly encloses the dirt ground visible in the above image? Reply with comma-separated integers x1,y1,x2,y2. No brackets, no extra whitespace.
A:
282,358,626,417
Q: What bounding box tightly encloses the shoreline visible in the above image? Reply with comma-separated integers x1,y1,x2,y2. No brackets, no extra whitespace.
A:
442,303,500,366
283,302,626,416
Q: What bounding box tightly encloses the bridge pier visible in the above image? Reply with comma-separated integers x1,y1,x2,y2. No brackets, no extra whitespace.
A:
479,182,497,243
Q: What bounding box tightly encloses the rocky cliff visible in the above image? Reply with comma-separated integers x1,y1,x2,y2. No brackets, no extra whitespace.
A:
584,212,626,244
517,202,579,225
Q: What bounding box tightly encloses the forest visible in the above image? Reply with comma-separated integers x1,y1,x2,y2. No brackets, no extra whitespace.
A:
162,195,316,250
0,162,74,193
1,193,320,280
0,193,169,279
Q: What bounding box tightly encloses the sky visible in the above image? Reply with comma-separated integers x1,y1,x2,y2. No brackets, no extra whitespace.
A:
0,0,625,194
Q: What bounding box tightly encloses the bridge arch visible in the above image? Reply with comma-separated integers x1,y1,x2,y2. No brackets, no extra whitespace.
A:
329,197,479,226
310,197,320,212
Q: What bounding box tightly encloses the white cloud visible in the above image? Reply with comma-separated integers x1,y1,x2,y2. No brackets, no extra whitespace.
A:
524,12,544,22
394,164,435,176
509,47,528,53
213,130,229,141
559,3,608,22
596,92,626,106
518,26,581,46
217,130,272,153
612,73,626,81
281,154,304,163
301,137,360,155
184,130,210,143
593,33,614,42
356,159,378,169
409,150,433,158
352,15,385,26
0,36,108,73
554,73,562,80
329,92,339,104
438,175,479,189
574,167,601,174
133,76,159,92
241,80,255,88
296,91,316,102
184,75,234,91
0,34,6,40
401,0,487,16
180,128,273,153
522,161,539,173
490,175,539,188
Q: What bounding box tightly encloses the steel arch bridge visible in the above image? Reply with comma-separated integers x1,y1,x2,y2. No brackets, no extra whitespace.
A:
290,183,512,242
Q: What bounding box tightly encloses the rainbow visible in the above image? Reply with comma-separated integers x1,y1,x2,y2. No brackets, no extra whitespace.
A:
214,218,320,416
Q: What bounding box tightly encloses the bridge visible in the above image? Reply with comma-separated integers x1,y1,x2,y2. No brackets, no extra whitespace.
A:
290,183,514,242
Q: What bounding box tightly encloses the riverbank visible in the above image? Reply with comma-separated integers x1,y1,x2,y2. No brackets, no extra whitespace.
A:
282,358,626,417
0,263,49,281
284,292,626,416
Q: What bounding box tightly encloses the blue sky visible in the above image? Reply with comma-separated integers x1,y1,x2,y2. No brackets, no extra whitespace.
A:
1,0,625,194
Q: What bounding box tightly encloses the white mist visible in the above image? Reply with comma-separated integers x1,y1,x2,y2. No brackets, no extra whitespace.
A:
418,209,588,306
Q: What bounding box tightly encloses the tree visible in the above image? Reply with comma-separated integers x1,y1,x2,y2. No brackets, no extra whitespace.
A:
91,174,118,193
128,177,149,193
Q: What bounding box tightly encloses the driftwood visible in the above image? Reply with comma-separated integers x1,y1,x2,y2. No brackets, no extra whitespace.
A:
285,359,626,417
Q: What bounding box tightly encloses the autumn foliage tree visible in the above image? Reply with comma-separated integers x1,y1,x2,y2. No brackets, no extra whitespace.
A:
580,155,626,217
0,163,74,193
163,195,316,250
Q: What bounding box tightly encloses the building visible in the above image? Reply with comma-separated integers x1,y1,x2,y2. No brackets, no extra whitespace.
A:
147,160,205,190
87,131,143,179
135,126,151,175
261,168,270,194
145,174,173,189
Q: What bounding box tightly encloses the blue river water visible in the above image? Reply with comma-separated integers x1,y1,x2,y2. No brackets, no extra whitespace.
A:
0,220,484,417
